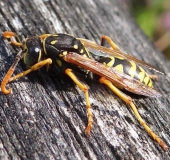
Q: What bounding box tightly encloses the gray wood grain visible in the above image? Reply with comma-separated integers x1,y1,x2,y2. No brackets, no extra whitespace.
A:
0,0,170,159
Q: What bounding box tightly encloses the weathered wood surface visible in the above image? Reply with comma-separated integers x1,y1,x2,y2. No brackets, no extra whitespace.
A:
0,0,170,159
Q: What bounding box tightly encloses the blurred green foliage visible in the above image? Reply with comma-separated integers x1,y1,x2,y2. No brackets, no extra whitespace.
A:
127,0,170,59
131,0,167,39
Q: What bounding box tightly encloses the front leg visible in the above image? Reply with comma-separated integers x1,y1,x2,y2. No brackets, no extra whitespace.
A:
3,31,22,46
1,58,52,94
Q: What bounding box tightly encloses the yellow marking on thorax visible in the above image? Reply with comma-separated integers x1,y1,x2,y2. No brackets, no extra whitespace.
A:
63,51,67,55
106,56,115,67
56,59,62,67
59,51,68,57
43,39,47,55
73,45,78,49
114,64,124,73
129,61,136,78
51,40,58,45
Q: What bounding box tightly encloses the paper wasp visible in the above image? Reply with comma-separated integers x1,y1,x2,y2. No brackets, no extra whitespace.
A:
1,31,168,150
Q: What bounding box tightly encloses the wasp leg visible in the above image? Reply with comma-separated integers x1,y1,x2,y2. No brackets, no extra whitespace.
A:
149,74,158,81
1,64,17,94
65,68,93,135
3,31,22,46
1,50,23,94
99,77,168,150
1,58,52,95
100,35,120,50
9,58,52,83
9,40,22,47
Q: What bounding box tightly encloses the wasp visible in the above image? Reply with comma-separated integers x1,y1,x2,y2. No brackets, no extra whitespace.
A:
1,31,168,150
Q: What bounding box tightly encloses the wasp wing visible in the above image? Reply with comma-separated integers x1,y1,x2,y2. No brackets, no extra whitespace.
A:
64,52,161,98
79,38,163,75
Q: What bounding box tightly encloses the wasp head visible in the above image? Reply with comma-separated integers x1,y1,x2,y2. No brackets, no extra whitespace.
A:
22,36,44,67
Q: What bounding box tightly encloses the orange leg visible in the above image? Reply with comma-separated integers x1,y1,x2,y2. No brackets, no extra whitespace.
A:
99,77,168,151
9,58,52,82
1,67,15,94
100,35,120,50
1,58,52,94
65,69,93,134
1,50,23,94
3,31,22,46
149,74,158,81
3,31,17,38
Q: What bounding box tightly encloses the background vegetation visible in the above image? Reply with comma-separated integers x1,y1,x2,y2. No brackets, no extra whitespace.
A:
123,0,170,59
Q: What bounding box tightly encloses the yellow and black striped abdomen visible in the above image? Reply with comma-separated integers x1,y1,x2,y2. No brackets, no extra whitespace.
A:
98,56,153,88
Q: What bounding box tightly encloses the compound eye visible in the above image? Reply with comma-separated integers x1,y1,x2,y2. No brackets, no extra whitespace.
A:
24,46,42,67
29,46,40,54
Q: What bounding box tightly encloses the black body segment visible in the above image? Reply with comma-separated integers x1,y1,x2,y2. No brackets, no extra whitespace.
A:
43,34,90,59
